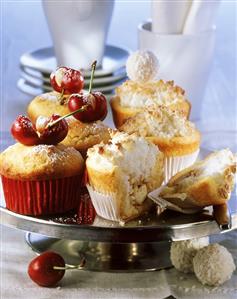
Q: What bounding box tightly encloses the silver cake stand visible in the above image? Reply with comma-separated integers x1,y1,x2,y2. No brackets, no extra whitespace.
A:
1,196,236,272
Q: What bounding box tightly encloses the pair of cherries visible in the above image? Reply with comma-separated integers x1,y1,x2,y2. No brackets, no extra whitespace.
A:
50,63,107,122
11,62,108,146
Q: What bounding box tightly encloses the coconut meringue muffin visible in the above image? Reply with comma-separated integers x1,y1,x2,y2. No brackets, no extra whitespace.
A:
110,50,191,128
120,106,200,182
0,143,84,216
86,131,164,222
27,92,111,156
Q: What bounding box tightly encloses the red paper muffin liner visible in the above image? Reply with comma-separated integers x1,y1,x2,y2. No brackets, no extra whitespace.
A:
1,175,82,216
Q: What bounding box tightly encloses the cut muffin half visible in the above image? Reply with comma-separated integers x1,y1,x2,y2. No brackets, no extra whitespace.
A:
159,149,236,208
86,131,164,221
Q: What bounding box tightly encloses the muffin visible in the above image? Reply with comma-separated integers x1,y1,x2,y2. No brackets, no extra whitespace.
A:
0,143,84,215
27,91,70,123
86,131,164,222
111,80,191,128
110,50,190,128
120,106,200,182
27,92,111,156
60,116,110,157
159,149,236,209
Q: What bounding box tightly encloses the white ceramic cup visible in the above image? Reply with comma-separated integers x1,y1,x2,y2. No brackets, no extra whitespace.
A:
138,21,216,121
42,0,114,70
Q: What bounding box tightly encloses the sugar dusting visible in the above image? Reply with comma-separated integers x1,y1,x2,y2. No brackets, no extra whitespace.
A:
31,144,80,165
40,92,59,102
66,117,110,140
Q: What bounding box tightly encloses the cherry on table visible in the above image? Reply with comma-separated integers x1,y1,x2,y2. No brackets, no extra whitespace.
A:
28,251,65,287
50,67,84,94
11,115,40,146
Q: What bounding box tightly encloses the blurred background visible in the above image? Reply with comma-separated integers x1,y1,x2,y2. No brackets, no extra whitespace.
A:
0,0,236,133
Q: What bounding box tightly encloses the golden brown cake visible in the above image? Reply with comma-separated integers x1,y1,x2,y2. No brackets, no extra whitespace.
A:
86,131,164,222
0,143,84,215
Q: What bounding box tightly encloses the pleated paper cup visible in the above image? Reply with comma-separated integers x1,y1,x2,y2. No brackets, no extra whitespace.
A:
1,175,82,216
148,186,202,214
86,184,121,222
164,149,200,183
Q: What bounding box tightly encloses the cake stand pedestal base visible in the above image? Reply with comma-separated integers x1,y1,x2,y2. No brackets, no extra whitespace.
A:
25,232,172,272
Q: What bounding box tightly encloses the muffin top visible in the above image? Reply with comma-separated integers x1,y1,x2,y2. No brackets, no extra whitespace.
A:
61,117,111,154
0,143,84,180
87,131,161,179
33,91,70,104
120,106,197,139
116,80,187,108
27,91,70,123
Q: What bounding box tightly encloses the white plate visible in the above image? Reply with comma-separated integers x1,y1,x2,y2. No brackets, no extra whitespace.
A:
17,78,124,97
20,66,127,86
20,45,131,77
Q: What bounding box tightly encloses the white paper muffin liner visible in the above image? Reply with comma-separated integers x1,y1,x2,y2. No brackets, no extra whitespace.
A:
148,186,203,215
164,149,200,183
86,184,121,222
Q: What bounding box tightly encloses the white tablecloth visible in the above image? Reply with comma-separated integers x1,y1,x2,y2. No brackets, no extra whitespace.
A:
1,226,236,299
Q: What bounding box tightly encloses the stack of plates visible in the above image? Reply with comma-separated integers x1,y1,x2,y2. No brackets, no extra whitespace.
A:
18,45,130,97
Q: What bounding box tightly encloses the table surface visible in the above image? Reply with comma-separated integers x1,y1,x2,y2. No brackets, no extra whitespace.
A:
0,1,237,298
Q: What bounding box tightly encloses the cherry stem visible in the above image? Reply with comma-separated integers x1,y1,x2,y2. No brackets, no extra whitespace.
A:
58,88,65,104
47,105,88,128
88,60,97,94
53,258,86,271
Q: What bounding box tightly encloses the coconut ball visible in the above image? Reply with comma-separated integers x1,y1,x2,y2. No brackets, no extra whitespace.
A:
193,243,236,286
170,237,209,273
126,50,159,83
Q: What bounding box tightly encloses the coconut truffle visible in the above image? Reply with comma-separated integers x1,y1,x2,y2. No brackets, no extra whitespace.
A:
126,50,159,83
170,237,209,273
193,243,236,286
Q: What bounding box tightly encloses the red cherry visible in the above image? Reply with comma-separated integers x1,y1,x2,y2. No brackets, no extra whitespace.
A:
11,115,40,146
50,67,84,94
93,91,108,121
68,92,107,122
36,114,68,145
28,251,65,287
